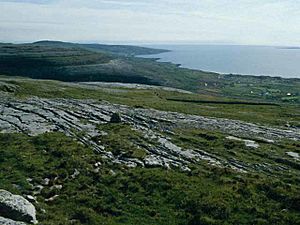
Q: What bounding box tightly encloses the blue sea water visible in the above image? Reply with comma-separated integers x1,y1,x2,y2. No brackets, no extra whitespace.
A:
140,45,300,79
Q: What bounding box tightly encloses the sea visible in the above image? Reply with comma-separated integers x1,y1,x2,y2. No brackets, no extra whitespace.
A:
140,45,300,79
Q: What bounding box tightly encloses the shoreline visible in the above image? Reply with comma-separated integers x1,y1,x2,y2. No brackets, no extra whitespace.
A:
137,53,300,81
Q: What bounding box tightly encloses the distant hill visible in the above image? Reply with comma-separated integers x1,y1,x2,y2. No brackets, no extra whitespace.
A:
0,41,299,103
0,41,216,88
277,46,300,50
0,42,166,85
33,40,169,56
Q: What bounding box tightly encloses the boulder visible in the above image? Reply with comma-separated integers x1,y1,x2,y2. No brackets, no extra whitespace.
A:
110,112,122,123
0,190,37,224
0,216,27,225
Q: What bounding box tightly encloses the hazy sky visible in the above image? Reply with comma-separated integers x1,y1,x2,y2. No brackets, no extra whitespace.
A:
0,0,300,45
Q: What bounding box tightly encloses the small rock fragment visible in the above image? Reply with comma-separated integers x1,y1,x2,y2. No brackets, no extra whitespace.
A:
25,195,37,203
41,178,50,186
286,151,299,160
45,195,59,202
40,208,46,214
94,162,101,167
71,169,80,179
50,185,63,191
32,185,44,196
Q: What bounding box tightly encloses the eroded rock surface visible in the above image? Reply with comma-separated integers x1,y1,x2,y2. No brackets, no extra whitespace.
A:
65,81,193,94
0,97,299,172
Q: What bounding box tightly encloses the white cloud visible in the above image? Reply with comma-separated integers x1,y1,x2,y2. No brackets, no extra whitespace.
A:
0,0,299,45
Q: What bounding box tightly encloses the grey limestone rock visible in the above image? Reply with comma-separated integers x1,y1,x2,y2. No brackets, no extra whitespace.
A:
0,97,299,173
0,216,27,225
0,190,37,224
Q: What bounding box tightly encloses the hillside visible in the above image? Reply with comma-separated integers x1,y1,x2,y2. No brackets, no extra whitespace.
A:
0,42,159,84
0,42,299,103
0,41,299,225
0,76,299,224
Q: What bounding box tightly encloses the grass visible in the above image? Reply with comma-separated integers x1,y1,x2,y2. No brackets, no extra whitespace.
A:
1,132,300,225
95,123,148,159
171,128,300,177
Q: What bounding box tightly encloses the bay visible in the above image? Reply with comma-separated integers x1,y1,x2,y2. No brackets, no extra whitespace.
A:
140,45,300,78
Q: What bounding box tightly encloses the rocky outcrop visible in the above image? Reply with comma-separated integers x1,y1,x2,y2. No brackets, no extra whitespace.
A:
0,97,299,172
0,190,37,224
63,81,193,94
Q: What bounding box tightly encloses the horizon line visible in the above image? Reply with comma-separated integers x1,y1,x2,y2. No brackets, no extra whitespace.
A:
0,39,299,48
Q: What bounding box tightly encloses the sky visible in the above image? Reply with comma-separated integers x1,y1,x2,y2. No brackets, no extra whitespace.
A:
0,0,300,46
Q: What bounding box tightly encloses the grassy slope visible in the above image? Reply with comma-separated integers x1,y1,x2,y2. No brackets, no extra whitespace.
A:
1,129,299,225
0,77,299,224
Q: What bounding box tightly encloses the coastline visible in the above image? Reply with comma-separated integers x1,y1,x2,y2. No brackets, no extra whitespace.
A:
137,47,300,80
